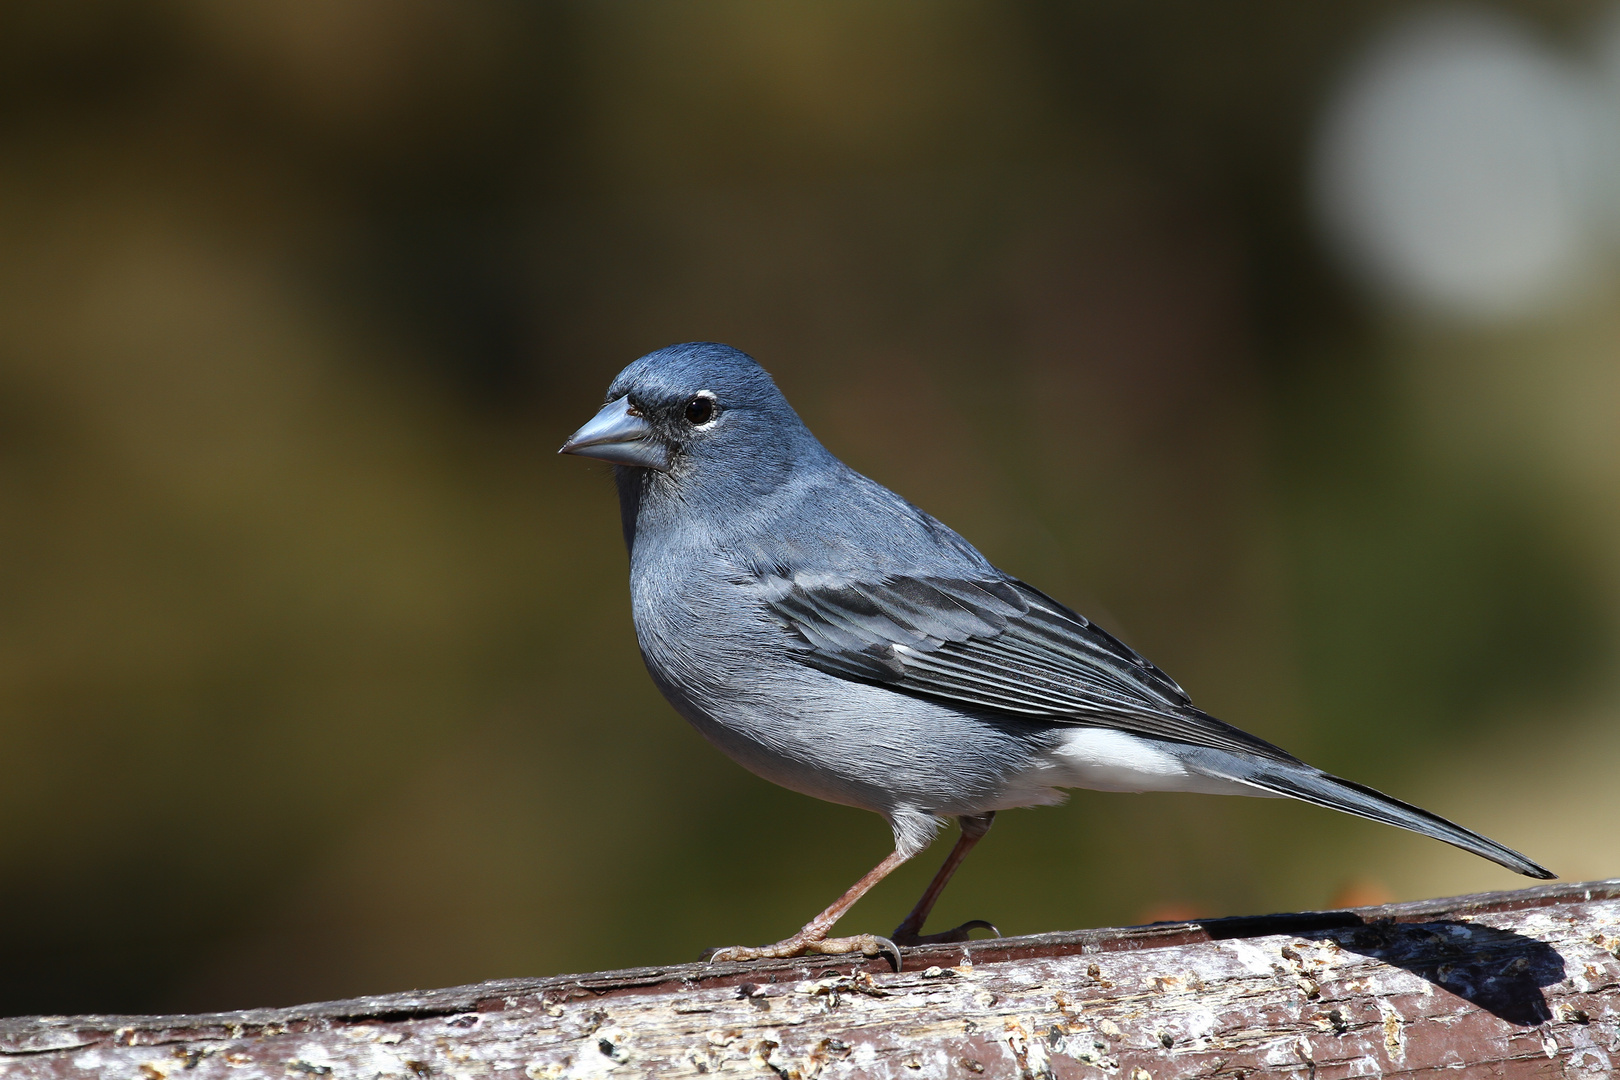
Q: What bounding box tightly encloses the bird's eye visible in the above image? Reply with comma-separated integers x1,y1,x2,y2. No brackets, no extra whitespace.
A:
684,395,716,425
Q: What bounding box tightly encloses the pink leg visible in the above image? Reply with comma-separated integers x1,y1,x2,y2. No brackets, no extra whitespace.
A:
705,849,911,968
891,813,999,946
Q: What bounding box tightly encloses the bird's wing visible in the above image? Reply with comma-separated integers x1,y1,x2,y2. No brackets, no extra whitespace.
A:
761,573,1301,765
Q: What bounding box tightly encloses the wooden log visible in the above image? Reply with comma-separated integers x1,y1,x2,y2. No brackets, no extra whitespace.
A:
5,879,1618,1079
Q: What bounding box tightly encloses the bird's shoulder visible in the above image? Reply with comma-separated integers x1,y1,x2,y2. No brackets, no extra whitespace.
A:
724,462,994,578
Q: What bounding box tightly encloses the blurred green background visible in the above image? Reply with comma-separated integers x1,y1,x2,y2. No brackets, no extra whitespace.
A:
1,0,1617,1016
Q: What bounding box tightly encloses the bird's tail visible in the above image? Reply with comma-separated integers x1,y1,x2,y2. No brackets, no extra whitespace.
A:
1236,762,1555,880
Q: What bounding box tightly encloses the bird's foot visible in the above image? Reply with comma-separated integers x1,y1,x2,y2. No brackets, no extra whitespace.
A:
703,932,902,971
891,918,1000,948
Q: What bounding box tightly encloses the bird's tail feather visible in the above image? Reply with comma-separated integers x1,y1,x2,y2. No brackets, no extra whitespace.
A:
1236,764,1554,880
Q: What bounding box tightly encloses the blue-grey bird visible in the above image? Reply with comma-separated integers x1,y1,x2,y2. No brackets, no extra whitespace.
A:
560,342,1553,966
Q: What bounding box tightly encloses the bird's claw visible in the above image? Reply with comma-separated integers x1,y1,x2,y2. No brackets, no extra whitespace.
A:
891,918,1000,948
862,934,904,971
702,933,903,971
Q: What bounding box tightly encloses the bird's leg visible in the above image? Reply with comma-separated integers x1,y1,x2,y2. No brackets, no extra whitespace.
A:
891,812,999,947
704,849,909,969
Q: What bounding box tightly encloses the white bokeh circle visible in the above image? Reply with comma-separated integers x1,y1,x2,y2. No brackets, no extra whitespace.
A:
1314,8,1606,321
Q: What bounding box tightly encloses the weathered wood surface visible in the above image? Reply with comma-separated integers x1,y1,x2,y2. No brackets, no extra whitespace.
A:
6,880,1619,1079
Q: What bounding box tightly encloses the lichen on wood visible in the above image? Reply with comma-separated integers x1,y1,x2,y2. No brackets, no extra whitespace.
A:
4,880,1617,1078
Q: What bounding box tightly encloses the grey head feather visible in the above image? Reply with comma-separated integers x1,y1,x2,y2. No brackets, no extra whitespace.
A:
607,342,835,556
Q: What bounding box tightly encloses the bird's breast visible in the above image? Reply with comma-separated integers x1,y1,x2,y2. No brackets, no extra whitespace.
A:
628,550,782,694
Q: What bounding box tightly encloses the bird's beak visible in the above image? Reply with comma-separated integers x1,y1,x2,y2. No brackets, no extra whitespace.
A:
559,395,672,471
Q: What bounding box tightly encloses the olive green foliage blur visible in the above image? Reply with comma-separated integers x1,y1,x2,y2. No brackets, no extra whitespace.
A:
0,1,1612,1016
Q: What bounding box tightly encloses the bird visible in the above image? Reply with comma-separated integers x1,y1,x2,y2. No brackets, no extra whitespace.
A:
559,341,1553,968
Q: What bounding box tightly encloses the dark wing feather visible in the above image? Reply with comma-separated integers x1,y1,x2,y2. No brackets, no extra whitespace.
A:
762,574,1300,765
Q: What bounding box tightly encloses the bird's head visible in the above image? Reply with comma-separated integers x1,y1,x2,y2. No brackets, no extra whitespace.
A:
560,343,828,536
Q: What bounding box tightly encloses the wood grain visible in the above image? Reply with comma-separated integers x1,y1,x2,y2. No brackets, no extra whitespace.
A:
5,880,1617,1078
